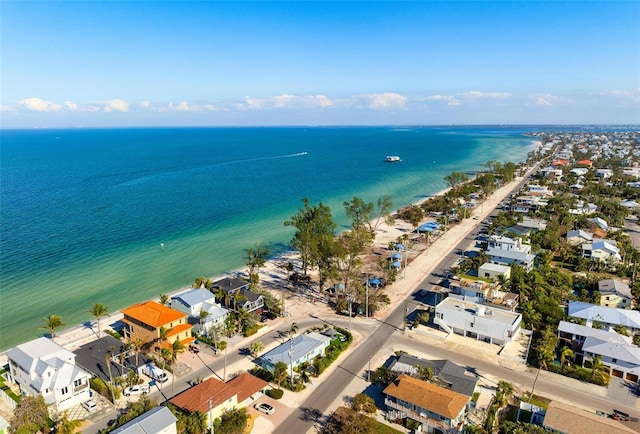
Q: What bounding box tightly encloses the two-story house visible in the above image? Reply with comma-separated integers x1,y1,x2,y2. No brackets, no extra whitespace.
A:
210,277,264,314
121,301,194,352
598,279,633,309
581,239,621,263
434,298,522,345
384,374,469,433
568,301,640,335
169,288,229,335
558,321,640,383
6,337,92,412
485,235,535,271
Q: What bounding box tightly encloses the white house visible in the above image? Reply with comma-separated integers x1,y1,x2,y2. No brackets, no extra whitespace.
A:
589,217,609,231
170,288,229,335
478,262,511,281
112,406,178,434
434,298,522,345
6,337,92,412
485,247,535,271
582,238,621,262
487,235,531,253
569,200,598,215
567,301,640,334
558,321,640,383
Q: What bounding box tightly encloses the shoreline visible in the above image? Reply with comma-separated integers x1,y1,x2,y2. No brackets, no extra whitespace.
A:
1,182,458,358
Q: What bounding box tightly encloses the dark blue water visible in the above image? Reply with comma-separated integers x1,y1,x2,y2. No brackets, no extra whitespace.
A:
0,126,535,350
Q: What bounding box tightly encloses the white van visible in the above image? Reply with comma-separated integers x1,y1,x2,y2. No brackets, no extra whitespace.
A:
141,364,168,383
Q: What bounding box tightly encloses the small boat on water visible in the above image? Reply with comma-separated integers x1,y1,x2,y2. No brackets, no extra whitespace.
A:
384,155,402,162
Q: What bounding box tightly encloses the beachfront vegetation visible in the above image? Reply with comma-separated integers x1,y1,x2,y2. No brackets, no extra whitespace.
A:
40,314,65,339
89,302,109,335
245,244,271,287
322,393,380,434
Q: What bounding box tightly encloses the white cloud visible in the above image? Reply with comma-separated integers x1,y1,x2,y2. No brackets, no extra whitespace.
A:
100,99,129,112
425,95,461,106
168,101,200,112
64,101,79,111
139,101,151,109
19,97,62,112
528,93,572,107
593,88,640,103
360,92,408,109
460,91,510,99
0,105,15,112
239,94,333,110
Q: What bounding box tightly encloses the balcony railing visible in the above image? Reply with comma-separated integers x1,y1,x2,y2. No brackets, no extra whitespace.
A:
385,399,463,433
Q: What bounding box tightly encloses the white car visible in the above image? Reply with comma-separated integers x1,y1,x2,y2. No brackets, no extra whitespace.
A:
124,384,150,396
255,402,275,415
81,399,98,412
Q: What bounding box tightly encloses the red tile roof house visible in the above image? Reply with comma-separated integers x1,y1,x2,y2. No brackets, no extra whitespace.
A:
384,374,469,433
170,373,268,423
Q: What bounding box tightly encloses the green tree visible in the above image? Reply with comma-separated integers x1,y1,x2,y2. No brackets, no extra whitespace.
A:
350,393,377,414
249,340,264,357
444,171,469,195
371,195,395,232
214,407,249,434
198,309,209,335
89,302,109,336
343,196,375,231
244,244,271,285
415,364,434,382
9,395,49,434
159,294,169,306
41,314,65,339
284,198,336,275
559,347,574,369
273,361,288,390
55,412,82,434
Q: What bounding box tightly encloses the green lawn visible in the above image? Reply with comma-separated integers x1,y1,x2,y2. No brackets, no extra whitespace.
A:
0,368,21,402
373,420,404,434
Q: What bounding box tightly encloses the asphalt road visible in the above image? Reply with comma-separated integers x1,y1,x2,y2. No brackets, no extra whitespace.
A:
275,169,640,434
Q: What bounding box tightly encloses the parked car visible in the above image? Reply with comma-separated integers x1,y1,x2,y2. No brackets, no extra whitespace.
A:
124,384,150,396
255,402,275,415
141,363,168,383
81,399,98,412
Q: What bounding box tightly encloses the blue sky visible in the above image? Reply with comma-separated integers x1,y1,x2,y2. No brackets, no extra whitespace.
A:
1,1,638,127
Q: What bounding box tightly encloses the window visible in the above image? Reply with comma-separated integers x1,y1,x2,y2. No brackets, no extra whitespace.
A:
612,358,617,363
74,379,83,387
61,386,69,395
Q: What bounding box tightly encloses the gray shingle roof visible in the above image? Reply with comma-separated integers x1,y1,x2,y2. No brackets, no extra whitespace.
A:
389,354,477,397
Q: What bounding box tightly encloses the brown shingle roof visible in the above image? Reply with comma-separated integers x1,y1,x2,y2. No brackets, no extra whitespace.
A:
121,301,186,328
227,372,268,403
170,378,233,413
170,373,268,413
383,374,469,419
543,401,637,434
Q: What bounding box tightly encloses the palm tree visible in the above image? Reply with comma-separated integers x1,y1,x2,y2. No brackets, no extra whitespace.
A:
497,381,514,401
56,412,82,434
159,294,169,306
198,309,209,335
105,346,115,403
589,355,609,383
167,339,186,396
560,347,574,370
249,341,264,357
89,303,109,336
128,337,146,366
273,361,288,390
41,314,65,339
222,318,234,381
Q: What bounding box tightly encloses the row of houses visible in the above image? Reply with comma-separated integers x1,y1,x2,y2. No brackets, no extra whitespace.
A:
4,276,264,414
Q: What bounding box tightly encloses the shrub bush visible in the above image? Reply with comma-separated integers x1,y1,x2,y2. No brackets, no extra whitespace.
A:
268,388,284,399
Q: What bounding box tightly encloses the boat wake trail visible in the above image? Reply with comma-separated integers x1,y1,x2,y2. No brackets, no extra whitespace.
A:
118,151,308,187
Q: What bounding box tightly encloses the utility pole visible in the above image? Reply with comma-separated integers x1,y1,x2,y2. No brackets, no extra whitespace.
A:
348,295,353,331
365,276,369,319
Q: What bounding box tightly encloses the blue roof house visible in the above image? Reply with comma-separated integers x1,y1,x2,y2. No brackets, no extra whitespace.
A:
258,332,331,373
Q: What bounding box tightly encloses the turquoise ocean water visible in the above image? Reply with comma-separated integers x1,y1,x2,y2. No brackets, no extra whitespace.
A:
0,126,536,350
